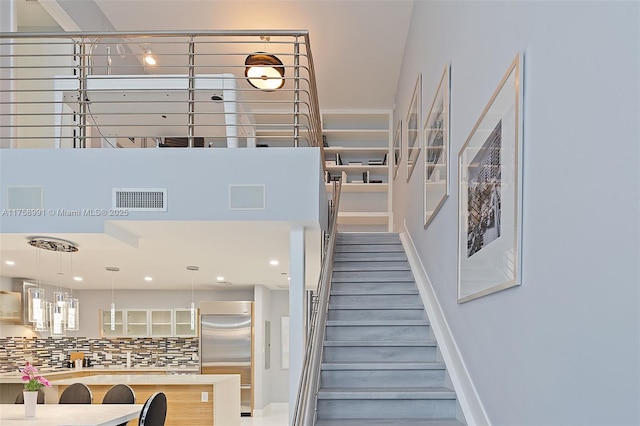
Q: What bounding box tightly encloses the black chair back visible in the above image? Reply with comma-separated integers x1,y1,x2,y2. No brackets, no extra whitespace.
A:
102,384,136,404
139,392,167,426
58,382,92,404
14,388,45,404
102,384,135,426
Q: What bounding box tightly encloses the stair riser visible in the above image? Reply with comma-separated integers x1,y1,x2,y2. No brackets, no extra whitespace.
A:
331,281,417,293
316,399,456,420
323,346,437,363
332,271,415,282
334,252,408,261
326,325,430,341
320,369,446,388
335,245,404,253
328,308,426,321
329,294,423,307
336,234,400,244
333,260,411,273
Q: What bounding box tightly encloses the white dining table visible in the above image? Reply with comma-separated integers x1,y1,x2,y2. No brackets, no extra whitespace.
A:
0,403,143,426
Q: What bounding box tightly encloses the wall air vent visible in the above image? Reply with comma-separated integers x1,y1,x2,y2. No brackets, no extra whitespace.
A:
228,184,265,210
112,188,167,211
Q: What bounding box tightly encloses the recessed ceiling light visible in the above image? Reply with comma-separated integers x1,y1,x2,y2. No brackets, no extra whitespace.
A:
269,260,279,266
144,276,153,282
216,276,225,282
5,260,15,266
288,277,291,281
73,276,83,282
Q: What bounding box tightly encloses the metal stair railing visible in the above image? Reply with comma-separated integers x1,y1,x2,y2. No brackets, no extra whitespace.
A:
293,178,342,426
0,30,321,150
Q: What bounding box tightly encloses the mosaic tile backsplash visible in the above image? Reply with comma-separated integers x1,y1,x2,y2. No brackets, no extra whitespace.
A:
0,337,199,372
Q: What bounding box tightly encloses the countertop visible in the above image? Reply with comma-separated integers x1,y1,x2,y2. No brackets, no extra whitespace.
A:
51,373,239,386
0,366,200,383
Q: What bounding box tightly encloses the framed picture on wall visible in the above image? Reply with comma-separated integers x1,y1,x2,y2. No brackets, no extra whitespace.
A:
424,64,451,229
393,120,402,180
457,53,524,303
406,74,421,182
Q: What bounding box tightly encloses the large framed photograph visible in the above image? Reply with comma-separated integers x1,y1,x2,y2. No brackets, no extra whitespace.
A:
393,120,402,180
424,65,450,228
457,53,523,303
406,74,421,182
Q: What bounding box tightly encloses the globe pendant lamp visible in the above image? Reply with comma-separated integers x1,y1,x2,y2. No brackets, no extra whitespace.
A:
245,52,285,91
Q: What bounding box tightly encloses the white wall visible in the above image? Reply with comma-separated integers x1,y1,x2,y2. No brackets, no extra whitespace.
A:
393,1,640,425
0,147,324,233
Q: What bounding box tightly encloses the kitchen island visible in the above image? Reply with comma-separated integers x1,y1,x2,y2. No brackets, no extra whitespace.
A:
0,370,240,426
0,366,198,405
50,374,241,426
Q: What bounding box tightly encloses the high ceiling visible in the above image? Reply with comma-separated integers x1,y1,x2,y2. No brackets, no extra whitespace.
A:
1,0,413,292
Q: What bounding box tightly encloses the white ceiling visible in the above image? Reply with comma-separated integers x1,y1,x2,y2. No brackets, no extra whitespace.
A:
0,223,321,291
1,0,413,292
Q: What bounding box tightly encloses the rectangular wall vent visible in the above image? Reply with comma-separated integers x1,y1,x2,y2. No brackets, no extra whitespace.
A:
7,186,43,209
229,184,265,210
112,188,167,211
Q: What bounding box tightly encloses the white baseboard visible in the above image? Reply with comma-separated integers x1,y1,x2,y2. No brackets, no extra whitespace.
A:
400,225,490,426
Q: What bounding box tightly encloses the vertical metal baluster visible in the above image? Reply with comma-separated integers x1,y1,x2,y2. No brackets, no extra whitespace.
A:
77,39,88,148
188,37,195,148
293,37,300,148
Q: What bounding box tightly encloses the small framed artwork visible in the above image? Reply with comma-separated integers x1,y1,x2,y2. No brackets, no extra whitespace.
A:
424,64,451,228
393,120,402,180
457,53,524,303
406,74,421,182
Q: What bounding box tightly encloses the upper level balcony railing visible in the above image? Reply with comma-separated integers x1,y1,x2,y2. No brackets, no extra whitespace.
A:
0,30,321,149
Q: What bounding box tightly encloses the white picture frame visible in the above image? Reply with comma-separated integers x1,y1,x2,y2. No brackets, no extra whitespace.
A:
406,74,421,182
393,120,402,180
457,53,524,303
424,64,451,228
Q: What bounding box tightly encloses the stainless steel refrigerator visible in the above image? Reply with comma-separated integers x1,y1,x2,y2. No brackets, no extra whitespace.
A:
199,301,253,416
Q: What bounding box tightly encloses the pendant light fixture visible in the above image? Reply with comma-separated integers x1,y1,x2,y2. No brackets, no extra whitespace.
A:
245,36,285,91
51,252,67,336
27,237,78,333
187,266,199,331
106,267,120,331
65,253,80,331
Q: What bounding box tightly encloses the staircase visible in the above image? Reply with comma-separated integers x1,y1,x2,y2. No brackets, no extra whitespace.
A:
315,232,465,426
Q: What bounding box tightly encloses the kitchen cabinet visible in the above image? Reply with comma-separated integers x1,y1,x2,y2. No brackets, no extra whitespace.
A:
174,309,198,337
100,308,197,337
100,309,124,337
150,309,172,336
125,310,149,336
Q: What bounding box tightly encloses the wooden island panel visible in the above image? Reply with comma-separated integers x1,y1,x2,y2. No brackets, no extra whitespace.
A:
59,383,213,426
53,374,240,426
